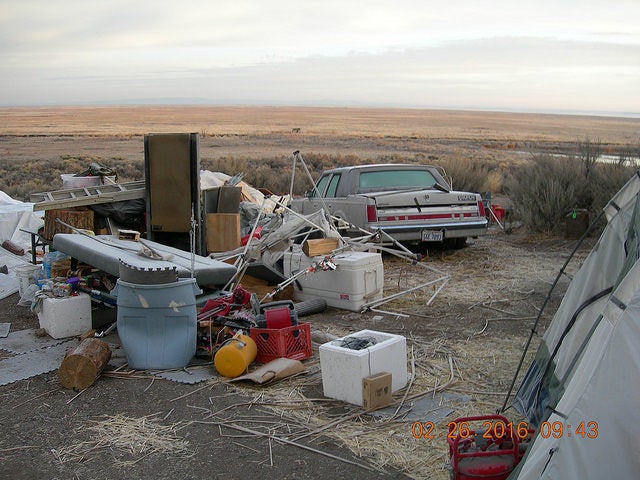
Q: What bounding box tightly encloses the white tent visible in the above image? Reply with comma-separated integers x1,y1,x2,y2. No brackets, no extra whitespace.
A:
510,172,640,478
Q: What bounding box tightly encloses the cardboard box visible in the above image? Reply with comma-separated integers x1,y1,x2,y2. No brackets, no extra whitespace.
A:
362,372,392,410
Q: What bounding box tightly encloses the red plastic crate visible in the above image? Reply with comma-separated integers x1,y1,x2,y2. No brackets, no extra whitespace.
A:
249,322,312,363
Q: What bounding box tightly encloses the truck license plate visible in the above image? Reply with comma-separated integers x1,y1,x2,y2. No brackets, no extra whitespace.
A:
421,230,443,242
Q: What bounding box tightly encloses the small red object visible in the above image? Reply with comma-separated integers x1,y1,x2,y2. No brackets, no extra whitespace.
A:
264,306,293,329
241,226,263,246
198,285,252,320
491,205,506,223
448,415,519,480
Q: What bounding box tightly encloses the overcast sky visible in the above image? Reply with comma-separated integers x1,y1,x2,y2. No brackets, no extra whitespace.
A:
1,0,639,115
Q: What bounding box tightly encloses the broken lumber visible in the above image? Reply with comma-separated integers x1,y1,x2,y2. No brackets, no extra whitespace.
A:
58,338,112,391
302,238,339,257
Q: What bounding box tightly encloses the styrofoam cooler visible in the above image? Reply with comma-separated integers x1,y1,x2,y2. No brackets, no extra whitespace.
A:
283,250,383,311
319,329,408,406
37,292,92,339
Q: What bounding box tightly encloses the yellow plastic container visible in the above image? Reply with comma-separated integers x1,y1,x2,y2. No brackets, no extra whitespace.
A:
214,334,257,378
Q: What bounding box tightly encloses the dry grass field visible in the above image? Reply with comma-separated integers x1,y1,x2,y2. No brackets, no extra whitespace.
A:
2,106,639,141
1,106,639,207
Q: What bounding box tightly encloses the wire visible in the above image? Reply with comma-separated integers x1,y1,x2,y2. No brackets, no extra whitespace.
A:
335,336,377,351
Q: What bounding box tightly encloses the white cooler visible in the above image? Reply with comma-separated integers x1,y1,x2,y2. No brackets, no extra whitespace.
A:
283,249,383,311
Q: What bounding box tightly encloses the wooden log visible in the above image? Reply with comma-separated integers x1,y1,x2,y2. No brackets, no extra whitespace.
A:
1,240,25,256
58,338,112,391
302,238,339,257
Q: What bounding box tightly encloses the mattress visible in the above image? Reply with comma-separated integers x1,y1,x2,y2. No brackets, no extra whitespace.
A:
52,234,236,287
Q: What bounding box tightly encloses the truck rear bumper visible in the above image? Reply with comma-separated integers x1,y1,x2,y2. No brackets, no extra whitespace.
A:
370,219,488,242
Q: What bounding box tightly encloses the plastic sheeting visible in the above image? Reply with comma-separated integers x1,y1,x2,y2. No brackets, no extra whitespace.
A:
200,170,289,214
0,190,43,252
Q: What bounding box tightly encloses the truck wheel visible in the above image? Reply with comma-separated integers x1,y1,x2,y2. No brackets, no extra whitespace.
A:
453,237,467,249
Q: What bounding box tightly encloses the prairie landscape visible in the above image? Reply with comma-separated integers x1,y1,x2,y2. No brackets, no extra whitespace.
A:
0,106,639,479
1,106,639,207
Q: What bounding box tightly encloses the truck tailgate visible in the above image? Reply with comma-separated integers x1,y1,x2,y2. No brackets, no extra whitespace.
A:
365,190,485,234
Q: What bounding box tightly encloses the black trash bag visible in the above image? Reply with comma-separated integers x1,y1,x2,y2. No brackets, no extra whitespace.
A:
90,199,146,227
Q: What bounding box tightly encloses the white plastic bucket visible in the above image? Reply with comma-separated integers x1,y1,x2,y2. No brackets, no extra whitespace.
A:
15,264,43,297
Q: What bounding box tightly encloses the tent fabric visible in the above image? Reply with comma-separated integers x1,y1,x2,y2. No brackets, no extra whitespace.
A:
514,264,640,479
513,173,640,425
512,172,640,478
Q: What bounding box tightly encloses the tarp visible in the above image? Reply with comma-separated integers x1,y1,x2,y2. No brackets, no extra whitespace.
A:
0,191,44,300
511,172,640,478
200,170,289,214
0,191,44,252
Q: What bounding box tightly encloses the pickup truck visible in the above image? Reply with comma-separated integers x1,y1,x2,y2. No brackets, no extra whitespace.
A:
290,164,488,247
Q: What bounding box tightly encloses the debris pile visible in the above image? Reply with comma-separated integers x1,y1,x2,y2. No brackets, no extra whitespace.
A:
2,139,507,479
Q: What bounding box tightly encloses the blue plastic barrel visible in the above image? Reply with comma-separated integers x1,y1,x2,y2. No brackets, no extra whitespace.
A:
114,278,202,369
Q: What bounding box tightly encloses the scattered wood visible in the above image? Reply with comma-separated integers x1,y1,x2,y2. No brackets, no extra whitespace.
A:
206,213,241,253
77,329,97,341
12,387,61,409
197,421,376,472
302,238,339,257
43,208,94,241
239,274,294,301
65,388,87,404
117,229,140,241
54,413,192,464
58,338,111,391
1,240,25,256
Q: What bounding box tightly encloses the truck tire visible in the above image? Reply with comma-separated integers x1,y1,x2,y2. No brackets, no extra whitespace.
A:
454,237,467,249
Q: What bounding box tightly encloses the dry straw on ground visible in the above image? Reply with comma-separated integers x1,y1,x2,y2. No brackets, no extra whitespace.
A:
53,413,193,467
184,235,578,479
184,328,538,479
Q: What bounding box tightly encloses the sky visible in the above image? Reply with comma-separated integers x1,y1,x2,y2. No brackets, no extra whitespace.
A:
1,0,639,115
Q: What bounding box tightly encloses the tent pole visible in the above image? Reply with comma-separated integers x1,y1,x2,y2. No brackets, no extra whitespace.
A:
499,209,606,414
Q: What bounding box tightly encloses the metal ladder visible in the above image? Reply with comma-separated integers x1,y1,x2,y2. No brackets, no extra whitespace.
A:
30,180,146,211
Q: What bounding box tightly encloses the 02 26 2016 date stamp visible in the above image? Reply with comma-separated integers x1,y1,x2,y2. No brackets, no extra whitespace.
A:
411,419,599,440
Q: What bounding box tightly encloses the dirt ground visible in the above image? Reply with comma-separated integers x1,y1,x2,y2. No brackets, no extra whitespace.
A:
0,230,591,480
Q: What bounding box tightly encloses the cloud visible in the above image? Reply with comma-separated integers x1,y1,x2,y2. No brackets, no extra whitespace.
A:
1,2,639,112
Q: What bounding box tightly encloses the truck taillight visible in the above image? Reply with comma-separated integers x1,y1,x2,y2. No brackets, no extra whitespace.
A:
366,204,378,222
477,198,486,217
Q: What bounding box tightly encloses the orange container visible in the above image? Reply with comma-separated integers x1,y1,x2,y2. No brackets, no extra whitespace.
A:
214,334,257,378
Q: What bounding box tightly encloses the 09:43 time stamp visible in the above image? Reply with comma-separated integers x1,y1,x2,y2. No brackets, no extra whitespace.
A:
411,420,599,440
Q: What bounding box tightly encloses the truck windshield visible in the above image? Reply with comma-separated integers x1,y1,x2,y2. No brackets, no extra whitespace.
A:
358,170,437,191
